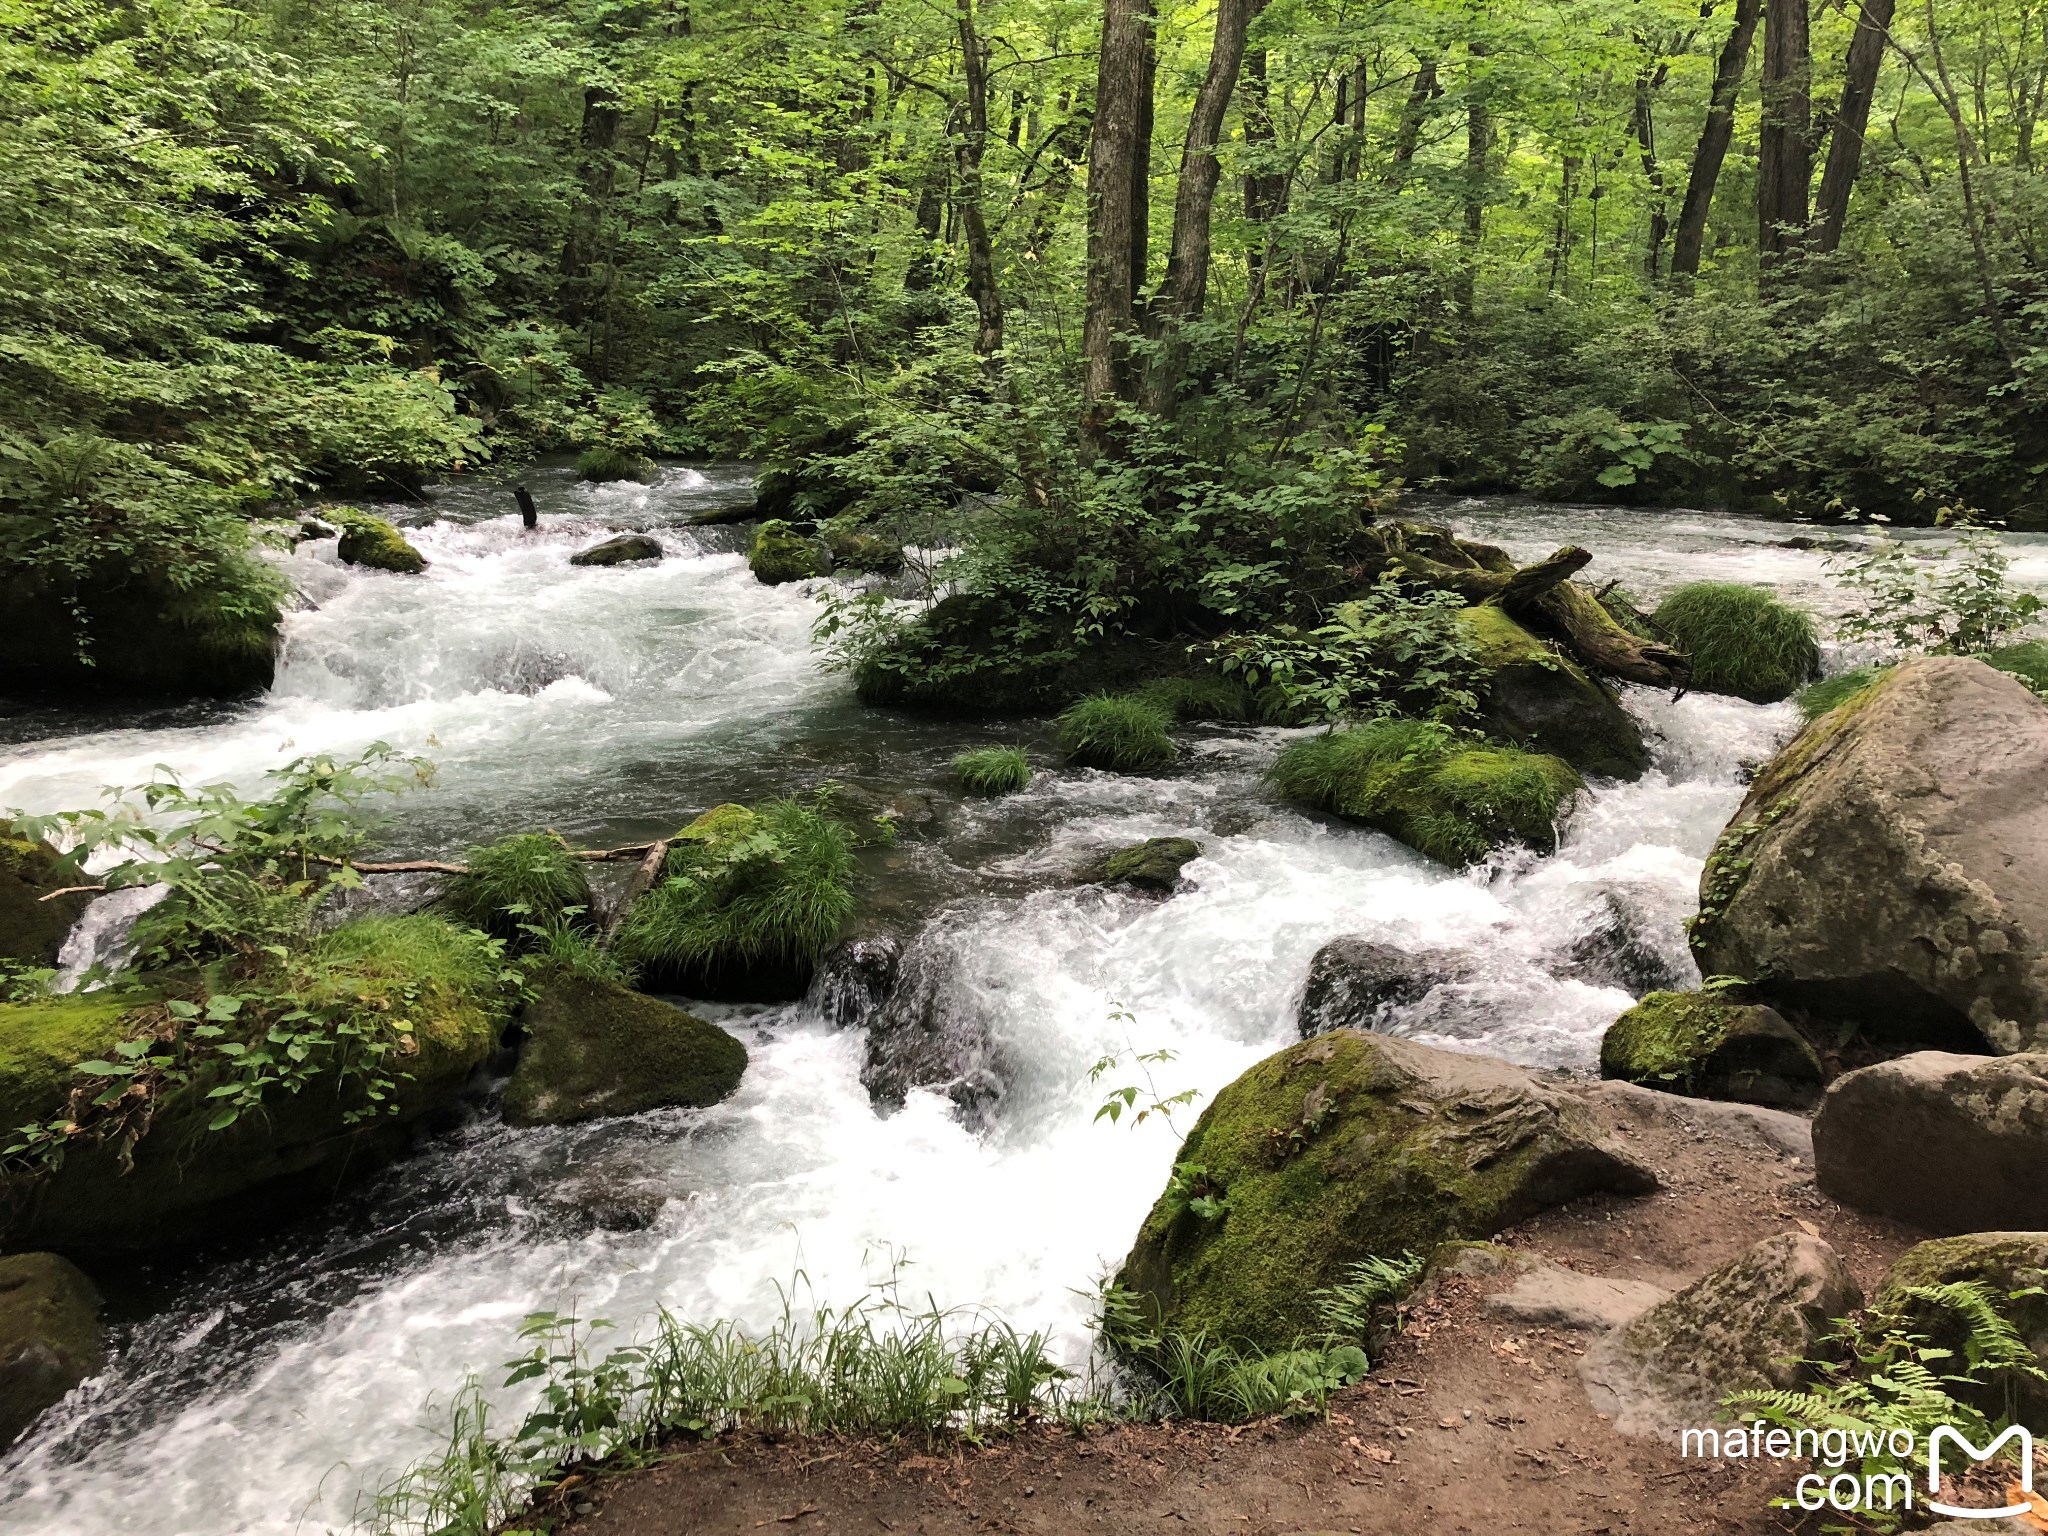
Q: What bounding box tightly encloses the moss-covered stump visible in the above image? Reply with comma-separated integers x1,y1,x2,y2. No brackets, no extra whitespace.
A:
615,802,856,1001
569,533,663,567
1460,606,1648,780
1878,1232,2048,1428
1599,991,1823,1110
1271,719,1583,866
336,512,428,574
1,826,90,968
0,1252,104,1449
1092,837,1202,893
0,916,509,1250
1114,1031,1657,1350
504,976,746,1127
0,564,280,700
575,446,658,484
1650,582,1819,703
748,520,826,584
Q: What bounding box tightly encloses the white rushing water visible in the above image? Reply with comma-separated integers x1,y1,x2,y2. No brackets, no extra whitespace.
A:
0,490,2028,1535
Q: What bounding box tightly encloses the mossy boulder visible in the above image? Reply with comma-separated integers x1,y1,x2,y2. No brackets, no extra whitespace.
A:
1115,1031,1658,1350
0,563,280,700
1271,718,1584,867
504,976,746,1127
336,513,428,574
1092,837,1202,893
575,446,658,484
0,827,90,968
0,916,510,1250
1459,606,1648,780
0,1252,103,1449
569,533,664,567
1599,991,1823,1110
1650,582,1820,703
748,519,826,584
822,527,906,576
1691,657,2048,1053
1879,1233,2048,1428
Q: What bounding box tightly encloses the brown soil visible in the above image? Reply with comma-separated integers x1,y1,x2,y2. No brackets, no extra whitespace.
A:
544,1083,1929,1536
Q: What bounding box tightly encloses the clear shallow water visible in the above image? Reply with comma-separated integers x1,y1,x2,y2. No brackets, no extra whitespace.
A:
0,493,2028,1535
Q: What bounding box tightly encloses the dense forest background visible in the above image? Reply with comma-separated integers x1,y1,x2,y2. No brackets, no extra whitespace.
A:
4,0,2047,671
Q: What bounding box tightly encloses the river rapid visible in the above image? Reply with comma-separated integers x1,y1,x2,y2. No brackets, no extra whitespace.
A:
2,466,2042,1535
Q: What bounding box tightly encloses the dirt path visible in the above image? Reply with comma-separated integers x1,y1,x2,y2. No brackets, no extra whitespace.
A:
547,1081,1924,1536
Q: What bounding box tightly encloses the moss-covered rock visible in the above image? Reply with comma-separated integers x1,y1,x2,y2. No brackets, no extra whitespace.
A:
503,976,746,1126
0,827,90,968
1878,1232,2048,1427
1271,718,1584,866
748,519,826,584
336,512,428,574
0,1252,103,1449
0,916,510,1250
1795,665,1892,719
0,563,280,700
1114,1031,1658,1349
1093,837,1202,893
575,446,658,484
1599,991,1823,1110
1459,606,1648,780
1650,582,1820,703
569,533,663,567
822,527,906,576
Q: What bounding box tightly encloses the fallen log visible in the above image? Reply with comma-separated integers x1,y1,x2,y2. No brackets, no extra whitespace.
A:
604,839,670,941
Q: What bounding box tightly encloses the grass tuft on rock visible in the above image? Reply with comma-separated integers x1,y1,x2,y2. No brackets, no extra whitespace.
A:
1796,666,1891,719
575,446,658,483
1982,639,2048,696
1651,582,1820,702
953,746,1032,796
441,832,594,946
1055,694,1176,771
1271,718,1582,865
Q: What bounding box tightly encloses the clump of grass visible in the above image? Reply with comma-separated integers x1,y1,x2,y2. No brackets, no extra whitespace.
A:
1982,638,2048,696
1055,693,1176,770
574,445,657,483
1652,581,1820,703
1795,665,1891,719
953,746,1032,796
1271,718,1582,865
442,832,593,946
1133,674,1253,724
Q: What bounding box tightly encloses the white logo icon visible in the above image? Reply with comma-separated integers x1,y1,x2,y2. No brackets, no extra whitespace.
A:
1927,1425,2036,1519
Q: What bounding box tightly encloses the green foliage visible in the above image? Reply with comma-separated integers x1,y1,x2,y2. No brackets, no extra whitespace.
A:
1651,583,1820,703
442,833,593,947
573,447,657,484
748,520,824,585
1797,667,1891,719
1829,516,2045,656
1055,694,1177,771
1983,640,2048,696
952,746,1032,796
1131,674,1256,724
1271,719,1583,865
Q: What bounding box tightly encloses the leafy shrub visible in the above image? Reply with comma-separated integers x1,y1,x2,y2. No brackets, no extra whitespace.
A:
1651,582,1820,703
1055,694,1176,770
1829,517,2044,656
442,833,593,946
953,746,1032,796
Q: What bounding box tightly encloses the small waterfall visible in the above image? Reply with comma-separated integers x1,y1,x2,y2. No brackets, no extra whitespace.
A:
54,885,168,991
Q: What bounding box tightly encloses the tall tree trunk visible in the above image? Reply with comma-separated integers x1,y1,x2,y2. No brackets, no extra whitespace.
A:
1811,0,1896,252
1631,65,1671,277
1458,45,1491,316
1147,0,1263,412
955,0,1004,357
1758,0,1812,268
1386,59,1440,185
1082,0,1157,414
1131,17,1157,309
1671,0,1762,275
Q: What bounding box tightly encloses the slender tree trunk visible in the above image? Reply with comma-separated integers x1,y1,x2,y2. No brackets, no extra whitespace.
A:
1083,0,1157,414
1386,59,1440,185
1631,66,1671,277
1812,0,1897,252
1131,16,1157,309
955,0,1003,357
1758,0,1812,268
1459,45,1491,316
1672,0,1762,275
562,85,622,291
1147,0,1264,412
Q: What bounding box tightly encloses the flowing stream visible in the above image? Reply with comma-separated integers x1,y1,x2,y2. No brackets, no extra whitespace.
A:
2,472,2042,1535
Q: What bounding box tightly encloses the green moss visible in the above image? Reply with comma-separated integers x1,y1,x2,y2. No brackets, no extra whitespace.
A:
441,832,594,945
503,976,746,1126
1796,666,1892,719
0,992,143,1134
953,746,1032,796
575,446,658,484
1097,837,1202,891
615,800,856,999
822,527,905,575
1651,582,1820,703
1982,639,2048,696
1455,607,1647,780
1132,674,1255,724
0,826,90,968
748,519,824,584
335,512,428,574
1054,693,1177,770
1600,991,1732,1082
1271,719,1583,866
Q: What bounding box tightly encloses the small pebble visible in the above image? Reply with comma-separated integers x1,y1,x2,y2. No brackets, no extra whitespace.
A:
1023,1485,1035,1497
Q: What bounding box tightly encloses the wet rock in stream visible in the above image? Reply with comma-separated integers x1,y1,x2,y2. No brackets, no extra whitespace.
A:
1295,936,1472,1037
808,935,902,1031
859,925,1004,1128
1553,882,1692,997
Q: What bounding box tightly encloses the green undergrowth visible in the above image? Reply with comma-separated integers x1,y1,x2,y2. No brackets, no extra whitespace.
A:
953,746,1032,795
1271,719,1582,865
1131,674,1256,724
1982,639,2048,695
441,833,594,947
1651,582,1820,703
1055,694,1176,770
1795,666,1891,719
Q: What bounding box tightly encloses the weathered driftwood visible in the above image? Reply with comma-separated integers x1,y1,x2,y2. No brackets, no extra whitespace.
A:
604,838,670,941
34,841,672,900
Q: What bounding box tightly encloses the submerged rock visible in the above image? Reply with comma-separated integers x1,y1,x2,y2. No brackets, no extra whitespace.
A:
1582,1233,1860,1438
1091,837,1202,894
1813,1052,2048,1234
569,532,664,567
748,519,827,584
1461,605,1648,781
336,513,428,574
0,1252,104,1450
0,825,91,968
1690,657,2048,1053
1115,1031,1658,1350
504,977,746,1127
1295,937,1468,1037
1600,991,1824,1111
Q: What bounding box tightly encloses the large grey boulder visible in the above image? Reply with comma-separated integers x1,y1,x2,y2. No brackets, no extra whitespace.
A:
1582,1233,1861,1438
0,1253,104,1450
1295,937,1469,1037
1814,1053,2048,1233
1690,657,2048,1053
